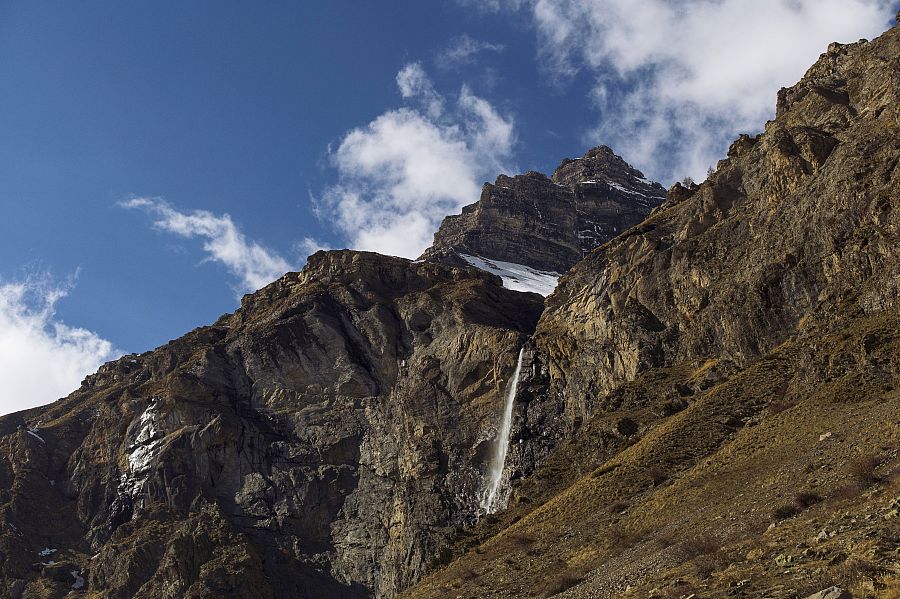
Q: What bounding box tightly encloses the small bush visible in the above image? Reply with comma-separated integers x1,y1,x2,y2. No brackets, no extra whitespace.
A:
693,550,731,580
768,398,798,414
608,500,628,514
457,567,479,582
679,535,721,560
835,557,880,588
537,572,584,598
848,454,879,488
655,530,679,549
662,398,688,415
505,533,535,549
829,483,862,502
773,503,802,520
794,490,823,508
647,466,668,486
606,524,644,549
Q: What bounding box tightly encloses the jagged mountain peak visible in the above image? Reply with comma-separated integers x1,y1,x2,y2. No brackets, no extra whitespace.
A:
420,148,666,285
552,144,645,181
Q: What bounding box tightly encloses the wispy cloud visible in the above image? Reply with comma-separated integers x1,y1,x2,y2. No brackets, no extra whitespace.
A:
396,62,446,119
0,274,119,416
473,0,895,183
122,198,295,293
295,236,333,257
317,63,515,259
437,34,505,69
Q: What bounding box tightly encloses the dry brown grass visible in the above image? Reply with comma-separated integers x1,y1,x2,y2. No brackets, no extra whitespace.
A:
398,313,900,599
878,576,900,599
608,500,628,514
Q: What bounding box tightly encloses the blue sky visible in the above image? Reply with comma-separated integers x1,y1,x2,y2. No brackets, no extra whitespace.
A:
1,0,897,414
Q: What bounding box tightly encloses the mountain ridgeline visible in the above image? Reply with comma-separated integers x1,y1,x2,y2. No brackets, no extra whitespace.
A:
2,21,899,599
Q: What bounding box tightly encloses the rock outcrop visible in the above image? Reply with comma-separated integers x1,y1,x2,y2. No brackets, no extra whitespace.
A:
420,146,665,275
0,251,543,598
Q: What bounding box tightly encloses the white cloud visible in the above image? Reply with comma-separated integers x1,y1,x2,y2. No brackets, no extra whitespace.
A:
397,62,446,119
488,0,895,182
319,64,515,258
0,274,119,416
437,34,505,68
122,198,295,293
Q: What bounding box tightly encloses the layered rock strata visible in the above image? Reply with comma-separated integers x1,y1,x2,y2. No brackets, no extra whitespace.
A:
420,146,666,276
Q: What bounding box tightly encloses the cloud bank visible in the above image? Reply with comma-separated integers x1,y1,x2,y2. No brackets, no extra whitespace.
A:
0,275,118,416
123,198,295,293
490,0,895,182
318,63,515,258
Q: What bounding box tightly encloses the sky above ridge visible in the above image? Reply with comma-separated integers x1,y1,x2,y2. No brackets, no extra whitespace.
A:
1,0,897,415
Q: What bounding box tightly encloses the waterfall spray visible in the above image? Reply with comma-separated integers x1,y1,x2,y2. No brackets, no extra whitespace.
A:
481,347,525,514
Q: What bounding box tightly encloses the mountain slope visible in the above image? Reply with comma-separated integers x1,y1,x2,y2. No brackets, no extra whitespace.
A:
404,20,900,599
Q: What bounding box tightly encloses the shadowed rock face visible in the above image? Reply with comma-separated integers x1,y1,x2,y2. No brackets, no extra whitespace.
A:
0,251,543,598
420,147,666,274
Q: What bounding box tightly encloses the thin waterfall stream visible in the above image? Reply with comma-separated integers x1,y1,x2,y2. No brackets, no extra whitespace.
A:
480,347,525,514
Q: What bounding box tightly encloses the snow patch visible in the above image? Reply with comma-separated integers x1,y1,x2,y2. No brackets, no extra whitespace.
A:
579,178,661,199
117,400,165,502
38,548,57,557
459,254,560,296
26,428,45,443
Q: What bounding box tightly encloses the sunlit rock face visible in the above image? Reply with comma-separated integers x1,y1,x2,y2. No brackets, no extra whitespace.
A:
535,28,900,423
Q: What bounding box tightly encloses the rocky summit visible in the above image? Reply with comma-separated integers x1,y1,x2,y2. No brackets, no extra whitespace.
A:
2,19,900,599
420,146,665,291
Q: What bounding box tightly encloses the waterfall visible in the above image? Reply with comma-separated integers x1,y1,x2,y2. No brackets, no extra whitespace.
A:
480,347,525,515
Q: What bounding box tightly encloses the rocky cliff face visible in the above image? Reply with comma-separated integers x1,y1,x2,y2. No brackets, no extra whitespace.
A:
534,26,899,423
403,21,900,599
0,251,543,598
420,146,665,277
2,20,899,599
